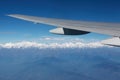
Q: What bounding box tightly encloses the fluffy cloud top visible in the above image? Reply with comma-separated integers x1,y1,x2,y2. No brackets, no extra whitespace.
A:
0,41,106,49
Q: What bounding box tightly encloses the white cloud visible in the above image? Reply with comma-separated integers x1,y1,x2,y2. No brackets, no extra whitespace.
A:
39,37,65,41
0,41,106,49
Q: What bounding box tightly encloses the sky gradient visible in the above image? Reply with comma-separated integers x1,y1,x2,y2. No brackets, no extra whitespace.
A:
0,0,120,43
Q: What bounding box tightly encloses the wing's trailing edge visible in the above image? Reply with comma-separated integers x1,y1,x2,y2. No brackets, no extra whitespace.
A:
7,14,120,47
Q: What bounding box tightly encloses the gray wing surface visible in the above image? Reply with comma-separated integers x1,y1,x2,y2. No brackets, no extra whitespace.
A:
8,14,120,37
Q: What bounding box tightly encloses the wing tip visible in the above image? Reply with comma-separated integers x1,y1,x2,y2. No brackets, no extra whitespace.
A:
7,14,14,17
7,14,20,17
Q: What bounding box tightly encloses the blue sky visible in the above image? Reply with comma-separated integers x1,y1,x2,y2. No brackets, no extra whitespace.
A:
0,0,120,43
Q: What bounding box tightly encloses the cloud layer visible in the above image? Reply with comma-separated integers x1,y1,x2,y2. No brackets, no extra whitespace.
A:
0,41,105,49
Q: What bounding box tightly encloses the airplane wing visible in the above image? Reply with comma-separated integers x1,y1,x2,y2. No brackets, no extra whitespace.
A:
7,14,120,46
101,37,120,47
